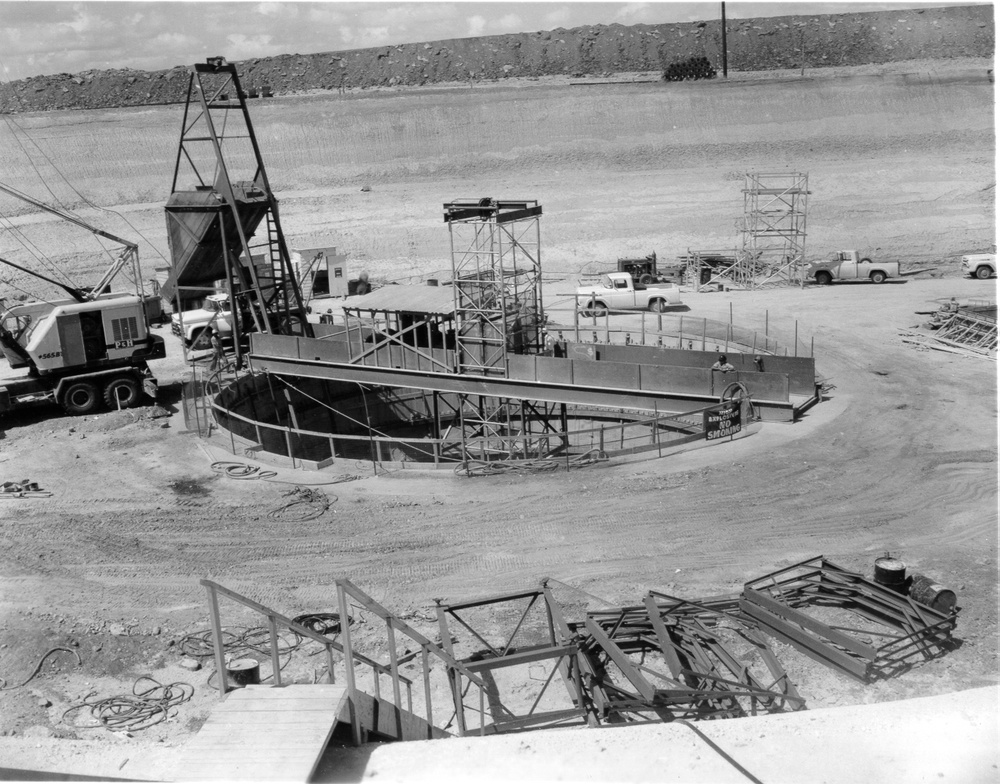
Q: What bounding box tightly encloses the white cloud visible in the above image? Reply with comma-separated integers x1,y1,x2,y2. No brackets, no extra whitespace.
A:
497,13,523,32
467,14,486,37
227,33,275,50
543,6,572,29
256,3,287,18
614,3,654,24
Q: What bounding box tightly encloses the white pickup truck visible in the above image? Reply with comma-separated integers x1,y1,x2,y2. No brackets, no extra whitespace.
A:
961,253,996,280
808,250,899,285
170,293,233,348
577,272,682,315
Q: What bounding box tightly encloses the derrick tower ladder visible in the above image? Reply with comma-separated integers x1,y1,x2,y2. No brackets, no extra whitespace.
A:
737,172,810,289
443,198,547,461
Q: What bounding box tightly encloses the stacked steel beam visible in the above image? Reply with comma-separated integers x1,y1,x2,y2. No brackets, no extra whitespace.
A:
740,556,958,682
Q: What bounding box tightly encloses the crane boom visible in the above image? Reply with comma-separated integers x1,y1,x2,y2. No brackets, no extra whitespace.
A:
0,181,141,300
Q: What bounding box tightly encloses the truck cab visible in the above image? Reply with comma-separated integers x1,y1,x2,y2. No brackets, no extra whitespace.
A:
809,250,899,285
171,293,234,348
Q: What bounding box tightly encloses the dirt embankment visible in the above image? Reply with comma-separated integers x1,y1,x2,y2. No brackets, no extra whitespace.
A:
0,4,992,113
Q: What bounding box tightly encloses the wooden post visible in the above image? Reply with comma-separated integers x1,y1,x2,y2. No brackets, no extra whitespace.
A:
267,614,282,687
702,319,707,351
422,646,433,734
794,320,799,357
386,620,403,739
206,585,229,700
721,2,728,79
337,583,362,745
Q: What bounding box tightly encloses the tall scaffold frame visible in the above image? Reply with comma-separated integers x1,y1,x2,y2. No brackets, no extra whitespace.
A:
444,198,547,463
737,172,810,289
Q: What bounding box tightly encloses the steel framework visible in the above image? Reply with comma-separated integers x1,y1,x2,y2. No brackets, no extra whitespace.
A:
741,556,958,682
700,173,809,290
166,57,310,365
444,199,545,461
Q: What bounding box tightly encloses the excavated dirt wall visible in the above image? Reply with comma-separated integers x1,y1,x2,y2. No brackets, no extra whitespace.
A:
0,4,992,113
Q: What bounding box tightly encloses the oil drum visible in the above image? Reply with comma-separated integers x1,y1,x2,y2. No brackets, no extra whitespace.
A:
908,574,958,614
873,556,907,592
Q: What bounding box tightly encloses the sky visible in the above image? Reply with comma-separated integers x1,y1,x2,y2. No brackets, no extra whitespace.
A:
0,1,985,80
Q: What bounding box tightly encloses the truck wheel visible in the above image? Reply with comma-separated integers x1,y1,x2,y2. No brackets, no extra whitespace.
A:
870,271,887,284
190,328,212,350
61,381,100,415
638,273,653,286
859,257,872,264
589,301,608,317
104,376,141,409
648,298,667,313
975,266,993,280
815,271,833,286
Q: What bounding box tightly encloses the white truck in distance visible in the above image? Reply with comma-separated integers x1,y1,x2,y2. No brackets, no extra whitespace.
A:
171,293,233,348
577,272,682,315
808,251,899,285
961,252,996,280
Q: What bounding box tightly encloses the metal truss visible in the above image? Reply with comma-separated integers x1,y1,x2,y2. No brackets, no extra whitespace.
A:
167,57,310,358
741,556,958,682
456,394,569,463
444,199,543,376
576,593,803,723
435,586,596,734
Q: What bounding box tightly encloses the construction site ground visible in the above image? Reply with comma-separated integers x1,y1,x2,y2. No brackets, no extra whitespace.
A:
0,57,996,779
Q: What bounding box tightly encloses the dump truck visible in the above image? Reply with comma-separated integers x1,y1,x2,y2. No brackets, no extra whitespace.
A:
577,272,682,315
808,251,899,285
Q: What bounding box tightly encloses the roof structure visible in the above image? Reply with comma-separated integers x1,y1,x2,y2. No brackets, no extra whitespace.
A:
344,284,456,316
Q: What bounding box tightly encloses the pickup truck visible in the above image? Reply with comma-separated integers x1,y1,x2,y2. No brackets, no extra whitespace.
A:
808,250,899,285
577,272,682,315
171,293,233,348
961,253,996,280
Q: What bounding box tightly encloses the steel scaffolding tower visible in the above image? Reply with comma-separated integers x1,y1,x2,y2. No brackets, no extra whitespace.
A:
736,172,810,289
444,198,545,461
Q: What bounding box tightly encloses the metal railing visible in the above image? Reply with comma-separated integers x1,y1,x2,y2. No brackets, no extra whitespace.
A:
200,578,491,744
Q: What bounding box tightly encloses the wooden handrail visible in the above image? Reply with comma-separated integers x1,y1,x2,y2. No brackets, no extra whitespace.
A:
200,579,413,690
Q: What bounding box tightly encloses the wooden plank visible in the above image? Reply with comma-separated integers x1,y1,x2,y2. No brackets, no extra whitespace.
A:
175,684,347,782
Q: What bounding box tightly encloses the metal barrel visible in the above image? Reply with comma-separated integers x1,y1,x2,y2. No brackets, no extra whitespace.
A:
908,573,958,614
873,556,907,589
226,658,262,687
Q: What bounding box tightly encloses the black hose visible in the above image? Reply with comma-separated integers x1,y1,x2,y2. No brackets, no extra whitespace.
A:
0,646,81,690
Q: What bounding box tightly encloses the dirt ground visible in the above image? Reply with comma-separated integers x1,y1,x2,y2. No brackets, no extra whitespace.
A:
0,58,995,780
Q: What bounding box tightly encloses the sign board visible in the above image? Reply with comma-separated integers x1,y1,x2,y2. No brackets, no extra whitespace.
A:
704,402,742,441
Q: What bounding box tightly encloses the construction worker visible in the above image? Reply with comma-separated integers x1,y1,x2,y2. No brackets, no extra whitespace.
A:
208,331,225,373
355,272,371,295
712,354,735,372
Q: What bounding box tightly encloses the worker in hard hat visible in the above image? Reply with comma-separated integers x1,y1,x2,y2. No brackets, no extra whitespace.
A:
712,354,735,372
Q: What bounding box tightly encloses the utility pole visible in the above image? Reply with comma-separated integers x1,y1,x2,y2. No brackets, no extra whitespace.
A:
721,3,728,79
